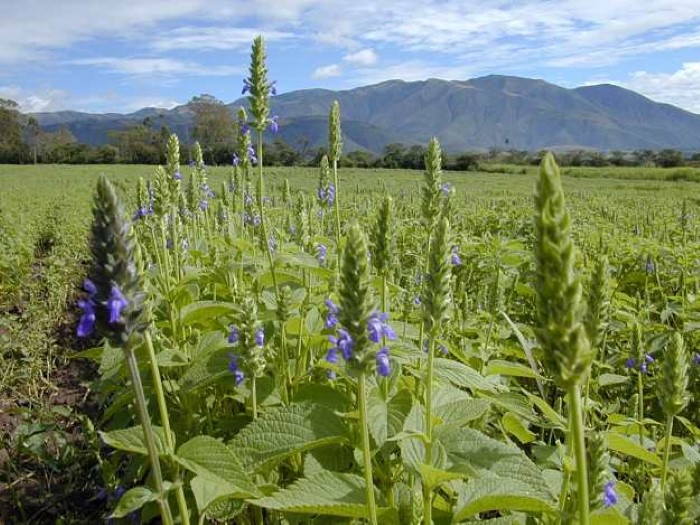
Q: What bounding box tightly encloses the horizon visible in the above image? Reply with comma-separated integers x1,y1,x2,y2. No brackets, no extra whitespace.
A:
1,1,699,114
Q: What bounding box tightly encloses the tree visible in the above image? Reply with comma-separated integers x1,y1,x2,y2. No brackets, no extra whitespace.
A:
382,143,407,168
188,95,235,164
655,149,684,168
0,98,25,163
24,116,41,164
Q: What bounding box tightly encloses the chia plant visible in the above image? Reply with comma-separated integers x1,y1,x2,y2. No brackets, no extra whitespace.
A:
533,152,592,524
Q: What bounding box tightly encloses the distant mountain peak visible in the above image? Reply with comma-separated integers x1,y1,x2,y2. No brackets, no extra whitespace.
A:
32,75,700,152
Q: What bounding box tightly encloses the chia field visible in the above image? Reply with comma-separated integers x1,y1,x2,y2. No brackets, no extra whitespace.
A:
2,152,700,525
1,33,700,525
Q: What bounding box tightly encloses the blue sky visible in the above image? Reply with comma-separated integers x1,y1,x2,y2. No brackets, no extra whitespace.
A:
2,0,700,114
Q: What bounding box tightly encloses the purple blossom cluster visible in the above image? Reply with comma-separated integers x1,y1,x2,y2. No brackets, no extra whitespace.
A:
625,353,655,374
226,325,265,385
318,184,336,207
316,244,327,265
76,279,129,338
323,299,396,378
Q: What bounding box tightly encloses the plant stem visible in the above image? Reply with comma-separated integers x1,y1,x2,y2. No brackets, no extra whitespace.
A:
145,332,190,525
567,384,590,525
357,371,379,525
661,414,674,492
124,346,174,525
252,375,259,419
422,337,436,525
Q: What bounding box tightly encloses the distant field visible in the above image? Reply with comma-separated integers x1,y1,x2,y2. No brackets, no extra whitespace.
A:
480,162,700,181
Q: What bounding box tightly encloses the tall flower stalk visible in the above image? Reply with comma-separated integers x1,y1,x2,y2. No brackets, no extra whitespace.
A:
77,177,174,524
659,332,689,491
533,153,593,525
328,100,343,279
421,216,451,525
244,35,279,299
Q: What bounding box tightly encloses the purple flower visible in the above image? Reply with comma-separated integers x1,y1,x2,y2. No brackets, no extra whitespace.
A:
255,328,265,347
108,286,128,324
228,353,244,385
440,182,451,195
269,115,279,133
253,215,261,227
244,193,253,207
77,298,96,337
640,362,649,374
247,145,257,165
132,207,150,221
451,247,462,266
199,199,208,211
437,344,448,356
326,184,335,206
270,80,277,96
84,279,97,297
413,296,421,306
376,347,391,377
318,186,326,202
325,298,339,329
625,357,636,369
317,243,327,264
326,347,339,364
240,122,251,135
174,170,182,180
693,353,700,366
166,238,174,249
645,259,655,274
603,481,618,508
644,354,654,363
242,78,253,95
329,328,354,360
188,159,196,168
228,325,239,344
367,311,397,344
232,153,240,166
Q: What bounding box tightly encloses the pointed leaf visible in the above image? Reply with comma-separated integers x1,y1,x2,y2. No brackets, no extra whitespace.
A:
99,426,168,456
433,357,496,393
252,471,394,520
230,403,349,471
180,301,238,326
111,486,158,518
176,436,259,497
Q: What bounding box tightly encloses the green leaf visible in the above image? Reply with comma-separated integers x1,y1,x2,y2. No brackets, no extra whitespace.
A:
433,357,496,393
176,436,259,498
438,426,551,492
485,359,537,379
180,301,238,326
604,432,661,467
523,391,565,428
367,388,413,447
598,374,629,387
230,403,349,472
454,476,557,520
432,385,490,426
178,332,231,393
111,486,158,518
190,475,246,517
99,426,168,456
502,412,536,444
252,471,394,520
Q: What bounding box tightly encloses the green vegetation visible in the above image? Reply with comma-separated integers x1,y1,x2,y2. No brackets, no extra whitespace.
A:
3,37,700,525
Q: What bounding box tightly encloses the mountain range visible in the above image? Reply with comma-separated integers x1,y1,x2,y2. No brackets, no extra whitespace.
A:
31,75,700,153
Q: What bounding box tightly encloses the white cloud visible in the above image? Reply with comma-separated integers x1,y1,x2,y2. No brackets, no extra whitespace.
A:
0,85,70,112
343,48,377,66
619,62,700,114
151,27,294,51
69,57,240,77
313,64,342,79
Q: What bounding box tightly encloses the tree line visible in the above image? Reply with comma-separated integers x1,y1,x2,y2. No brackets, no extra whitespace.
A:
1,96,698,169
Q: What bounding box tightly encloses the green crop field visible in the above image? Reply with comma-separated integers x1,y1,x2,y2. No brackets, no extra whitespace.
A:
2,38,700,525
2,156,700,524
